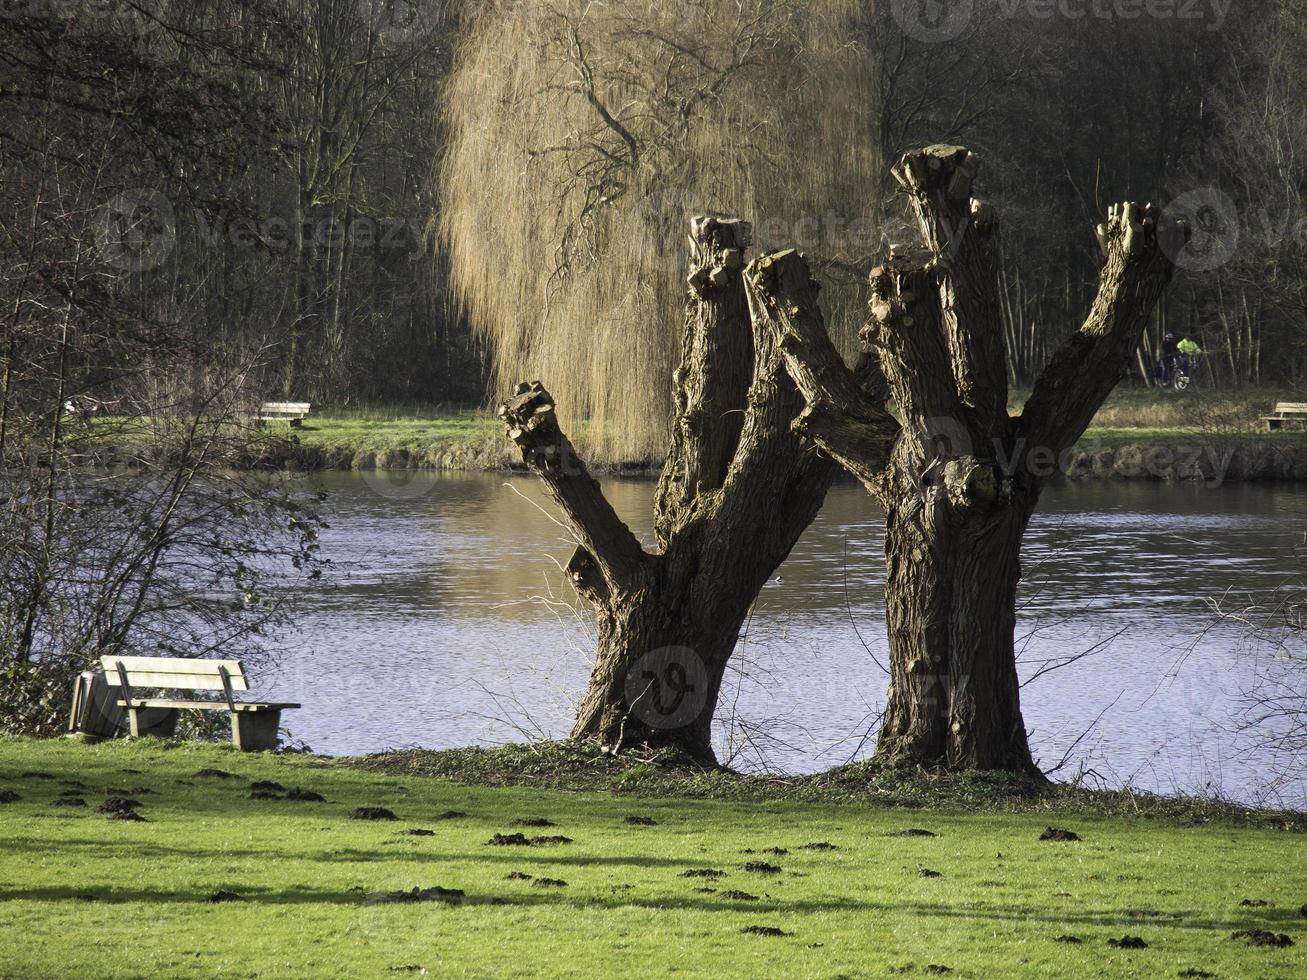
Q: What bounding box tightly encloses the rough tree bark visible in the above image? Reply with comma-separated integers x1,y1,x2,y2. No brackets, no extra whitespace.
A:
499,217,850,762
765,145,1183,773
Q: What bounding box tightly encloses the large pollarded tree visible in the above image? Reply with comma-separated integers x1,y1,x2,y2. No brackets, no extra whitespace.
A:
760,145,1182,772
500,217,876,762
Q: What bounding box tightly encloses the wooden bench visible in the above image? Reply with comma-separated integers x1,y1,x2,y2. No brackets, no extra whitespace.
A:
101,656,299,751
257,401,311,427
1261,401,1307,431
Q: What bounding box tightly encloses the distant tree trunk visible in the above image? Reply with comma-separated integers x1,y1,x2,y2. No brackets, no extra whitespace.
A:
500,218,860,762
766,145,1181,773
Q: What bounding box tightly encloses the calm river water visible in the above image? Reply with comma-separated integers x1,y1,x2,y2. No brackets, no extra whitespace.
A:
261,473,1306,808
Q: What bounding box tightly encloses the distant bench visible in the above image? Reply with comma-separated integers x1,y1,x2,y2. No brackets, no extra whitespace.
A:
1261,401,1307,431
258,401,311,428
101,656,299,751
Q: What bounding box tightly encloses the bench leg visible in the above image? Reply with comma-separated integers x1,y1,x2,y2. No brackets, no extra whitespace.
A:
128,707,177,739
231,710,281,752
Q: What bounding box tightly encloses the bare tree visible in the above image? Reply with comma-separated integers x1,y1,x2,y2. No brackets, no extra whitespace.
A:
498,216,873,761
765,146,1181,772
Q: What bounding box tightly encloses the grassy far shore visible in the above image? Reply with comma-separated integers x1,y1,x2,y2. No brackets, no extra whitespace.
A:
274,387,1307,474
1,737,1304,978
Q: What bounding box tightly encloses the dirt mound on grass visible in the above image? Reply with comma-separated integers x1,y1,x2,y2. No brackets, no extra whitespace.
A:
97,797,142,814
742,862,782,874
509,817,555,828
0,790,20,803
52,797,86,807
195,769,239,779
1040,827,1081,841
286,789,326,802
739,925,787,937
1231,930,1294,948
351,807,398,821
719,890,759,901
486,832,572,847
679,869,725,879
370,886,465,904
1107,936,1148,949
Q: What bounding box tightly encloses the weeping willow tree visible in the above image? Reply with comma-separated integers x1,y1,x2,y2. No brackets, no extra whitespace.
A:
441,0,886,458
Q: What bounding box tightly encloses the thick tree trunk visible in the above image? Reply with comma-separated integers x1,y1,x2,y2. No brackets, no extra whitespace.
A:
769,145,1183,773
877,479,1039,772
500,219,845,763
568,576,749,761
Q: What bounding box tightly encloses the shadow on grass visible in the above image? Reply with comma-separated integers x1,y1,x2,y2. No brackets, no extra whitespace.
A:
0,836,700,869
0,883,1295,937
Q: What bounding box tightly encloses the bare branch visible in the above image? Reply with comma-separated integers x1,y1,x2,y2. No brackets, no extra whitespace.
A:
654,216,754,545
1020,203,1183,456
891,145,1007,429
749,249,899,487
498,381,649,595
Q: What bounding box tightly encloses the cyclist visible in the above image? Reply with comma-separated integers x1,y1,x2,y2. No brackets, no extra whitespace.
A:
1158,333,1179,386
1176,336,1202,378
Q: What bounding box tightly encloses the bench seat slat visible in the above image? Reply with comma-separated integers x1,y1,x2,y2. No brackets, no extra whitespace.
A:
117,699,300,711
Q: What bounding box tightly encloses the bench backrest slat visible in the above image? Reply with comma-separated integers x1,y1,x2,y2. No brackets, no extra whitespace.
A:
260,402,311,412
100,656,249,692
1272,402,1307,414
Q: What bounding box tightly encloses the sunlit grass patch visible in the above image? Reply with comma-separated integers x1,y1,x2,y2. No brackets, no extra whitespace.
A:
1,737,1303,978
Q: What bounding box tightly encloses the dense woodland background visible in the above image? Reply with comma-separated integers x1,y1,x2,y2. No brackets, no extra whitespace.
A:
2,0,1304,456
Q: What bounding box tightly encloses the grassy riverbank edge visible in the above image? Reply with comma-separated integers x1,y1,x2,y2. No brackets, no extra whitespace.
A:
72,388,1307,479
245,388,1307,480
1,736,1304,978
272,425,1307,483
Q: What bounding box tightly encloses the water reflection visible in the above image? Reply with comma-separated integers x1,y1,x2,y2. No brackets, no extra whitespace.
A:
263,473,1306,808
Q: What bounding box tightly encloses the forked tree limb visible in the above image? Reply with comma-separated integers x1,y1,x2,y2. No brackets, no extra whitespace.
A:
891,145,1008,430
1019,202,1183,456
747,249,900,486
863,259,962,430
499,381,648,594
653,216,754,546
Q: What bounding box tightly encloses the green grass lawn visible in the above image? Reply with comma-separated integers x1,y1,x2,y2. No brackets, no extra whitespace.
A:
1,738,1303,978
